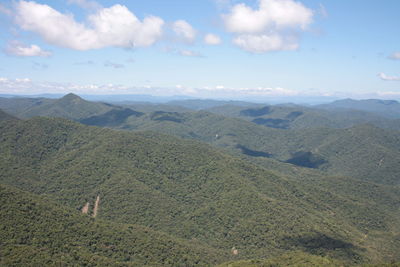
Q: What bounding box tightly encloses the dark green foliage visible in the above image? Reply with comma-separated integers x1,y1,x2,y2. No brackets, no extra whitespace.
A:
286,111,304,120
150,111,185,123
240,106,271,117
236,144,272,158
2,95,400,266
216,251,345,267
93,106,400,185
0,108,18,121
0,97,54,117
1,117,400,265
252,118,290,129
0,184,227,266
80,108,144,126
285,151,326,168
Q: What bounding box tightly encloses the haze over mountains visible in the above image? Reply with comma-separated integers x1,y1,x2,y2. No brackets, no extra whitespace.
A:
1,93,400,266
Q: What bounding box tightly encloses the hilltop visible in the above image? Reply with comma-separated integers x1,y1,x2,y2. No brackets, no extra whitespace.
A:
0,93,115,120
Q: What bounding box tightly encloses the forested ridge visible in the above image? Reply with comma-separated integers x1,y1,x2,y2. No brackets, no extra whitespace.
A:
1,95,400,266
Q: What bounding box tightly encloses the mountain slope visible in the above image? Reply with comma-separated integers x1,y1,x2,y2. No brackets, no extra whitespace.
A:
18,93,116,120
0,109,17,121
0,184,226,266
206,104,400,130
84,109,400,185
1,117,400,263
318,99,400,119
0,96,54,117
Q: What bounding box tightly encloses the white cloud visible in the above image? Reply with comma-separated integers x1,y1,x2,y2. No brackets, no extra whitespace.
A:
379,73,400,81
67,0,102,10
222,0,313,53
233,34,298,53
204,34,222,45
377,91,400,96
172,20,196,43
389,52,400,60
179,50,203,57
15,1,164,51
0,77,301,97
5,41,51,57
223,0,313,33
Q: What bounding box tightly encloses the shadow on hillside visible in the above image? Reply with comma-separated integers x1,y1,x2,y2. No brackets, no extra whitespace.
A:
282,233,363,261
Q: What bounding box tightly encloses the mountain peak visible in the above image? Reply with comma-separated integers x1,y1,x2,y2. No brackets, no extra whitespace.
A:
61,93,82,101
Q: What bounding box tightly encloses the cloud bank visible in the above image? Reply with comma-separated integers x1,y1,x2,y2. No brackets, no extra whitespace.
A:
15,1,164,50
5,41,51,57
204,34,222,45
222,0,313,53
379,73,400,81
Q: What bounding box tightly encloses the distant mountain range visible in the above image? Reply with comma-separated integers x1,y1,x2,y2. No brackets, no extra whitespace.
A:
1,94,400,266
317,98,400,119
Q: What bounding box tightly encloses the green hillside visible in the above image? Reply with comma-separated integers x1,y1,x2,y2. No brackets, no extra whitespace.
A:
0,94,115,120
81,109,400,185
318,99,400,119
217,251,344,267
0,184,227,266
0,96,54,117
206,104,400,130
1,117,400,264
0,108,17,121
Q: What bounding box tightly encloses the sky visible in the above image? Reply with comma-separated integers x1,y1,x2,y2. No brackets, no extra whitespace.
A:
0,0,399,101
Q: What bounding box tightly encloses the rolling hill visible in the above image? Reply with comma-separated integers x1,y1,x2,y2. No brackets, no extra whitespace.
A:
317,99,400,119
0,108,18,121
0,93,115,120
78,108,400,185
1,116,400,265
206,104,400,130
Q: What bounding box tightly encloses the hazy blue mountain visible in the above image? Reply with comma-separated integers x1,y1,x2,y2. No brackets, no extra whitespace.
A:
317,99,400,119
206,104,400,130
167,99,261,110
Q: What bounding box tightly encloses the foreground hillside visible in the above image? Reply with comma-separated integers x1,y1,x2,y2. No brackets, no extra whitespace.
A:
1,116,400,265
0,184,226,266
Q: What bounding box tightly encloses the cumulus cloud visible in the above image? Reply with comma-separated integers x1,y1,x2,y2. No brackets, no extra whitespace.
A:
5,41,52,57
379,73,400,81
14,1,164,51
172,20,196,43
389,52,400,60
204,34,222,45
233,34,298,53
0,77,301,97
222,0,313,53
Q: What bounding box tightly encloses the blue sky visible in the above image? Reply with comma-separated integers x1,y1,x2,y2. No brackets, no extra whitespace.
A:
0,0,399,100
